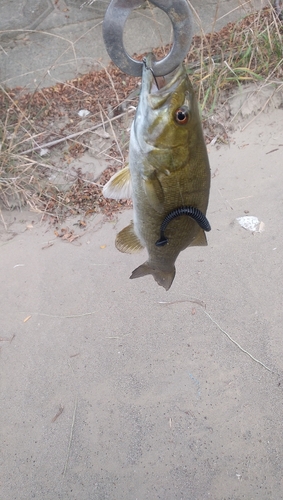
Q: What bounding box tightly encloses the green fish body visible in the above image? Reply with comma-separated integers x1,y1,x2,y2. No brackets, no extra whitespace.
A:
103,56,210,290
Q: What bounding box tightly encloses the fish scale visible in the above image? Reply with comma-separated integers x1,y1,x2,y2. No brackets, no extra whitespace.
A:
103,55,211,290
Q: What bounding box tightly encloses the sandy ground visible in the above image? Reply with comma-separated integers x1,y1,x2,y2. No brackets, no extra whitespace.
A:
1,0,265,89
1,99,283,499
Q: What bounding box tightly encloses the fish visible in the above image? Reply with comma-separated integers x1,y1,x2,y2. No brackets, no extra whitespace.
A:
103,54,211,290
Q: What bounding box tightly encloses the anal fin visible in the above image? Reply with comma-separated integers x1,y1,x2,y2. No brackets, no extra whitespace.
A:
115,222,144,254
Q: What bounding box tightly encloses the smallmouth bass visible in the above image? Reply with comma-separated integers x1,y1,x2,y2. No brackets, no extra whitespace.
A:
103,55,211,290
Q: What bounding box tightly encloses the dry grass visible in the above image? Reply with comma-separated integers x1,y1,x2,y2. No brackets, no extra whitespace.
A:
187,4,283,111
0,2,282,218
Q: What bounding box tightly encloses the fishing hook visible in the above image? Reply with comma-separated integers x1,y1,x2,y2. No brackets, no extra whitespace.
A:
155,206,211,247
143,56,160,89
103,0,193,77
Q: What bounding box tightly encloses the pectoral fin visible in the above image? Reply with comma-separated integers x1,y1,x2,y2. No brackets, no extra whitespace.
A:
142,174,164,213
115,222,144,254
102,165,131,200
189,229,208,247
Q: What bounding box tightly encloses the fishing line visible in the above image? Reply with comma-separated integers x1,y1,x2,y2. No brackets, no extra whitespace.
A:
143,57,160,90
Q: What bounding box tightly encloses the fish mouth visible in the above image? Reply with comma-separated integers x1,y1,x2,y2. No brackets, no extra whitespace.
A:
142,53,185,99
133,53,189,147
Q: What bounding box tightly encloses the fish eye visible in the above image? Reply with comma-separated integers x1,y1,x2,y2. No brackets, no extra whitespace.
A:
175,106,190,124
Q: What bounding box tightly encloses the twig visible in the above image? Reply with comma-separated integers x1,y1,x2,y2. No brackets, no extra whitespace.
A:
0,209,8,231
0,24,102,89
62,396,78,476
106,333,131,339
52,404,64,423
203,310,273,373
0,334,15,342
20,109,135,155
21,158,101,187
20,311,98,318
0,44,8,56
159,298,206,308
241,82,283,131
216,0,256,22
99,103,124,163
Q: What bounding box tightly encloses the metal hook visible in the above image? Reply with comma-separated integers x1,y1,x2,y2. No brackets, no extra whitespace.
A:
102,0,193,77
143,56,160,89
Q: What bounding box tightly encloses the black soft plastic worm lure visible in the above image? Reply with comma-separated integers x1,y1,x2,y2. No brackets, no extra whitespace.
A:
155,206,211,247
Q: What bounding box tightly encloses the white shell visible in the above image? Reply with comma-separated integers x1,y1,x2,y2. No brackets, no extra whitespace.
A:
236,216,265,233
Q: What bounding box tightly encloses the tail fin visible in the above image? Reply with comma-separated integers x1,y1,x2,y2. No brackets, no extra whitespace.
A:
130,261,176,291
